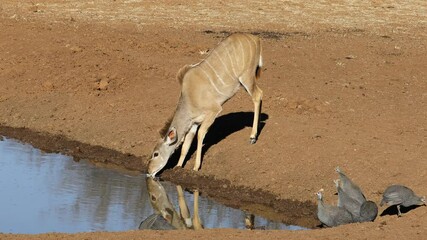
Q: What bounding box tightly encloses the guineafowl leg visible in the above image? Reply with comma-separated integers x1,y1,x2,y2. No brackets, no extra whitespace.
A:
397,205,402,217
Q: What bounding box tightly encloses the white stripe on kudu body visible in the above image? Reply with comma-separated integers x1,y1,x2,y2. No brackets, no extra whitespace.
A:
213,51,235,81
205,60,226,86
200,67,227,96
147,33,264,177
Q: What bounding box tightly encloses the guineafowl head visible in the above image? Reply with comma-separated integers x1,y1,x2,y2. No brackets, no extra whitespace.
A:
409,195,426,206
316,189,324,201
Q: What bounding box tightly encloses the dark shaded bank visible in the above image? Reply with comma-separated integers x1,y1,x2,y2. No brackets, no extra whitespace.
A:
161,168,318,228
0,125,318,228
0,125,145,172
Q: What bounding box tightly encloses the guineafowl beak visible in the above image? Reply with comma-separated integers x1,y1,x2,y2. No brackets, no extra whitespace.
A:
421,196,426,206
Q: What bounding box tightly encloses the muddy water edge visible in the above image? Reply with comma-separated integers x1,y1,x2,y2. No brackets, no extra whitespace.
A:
0,125,318,228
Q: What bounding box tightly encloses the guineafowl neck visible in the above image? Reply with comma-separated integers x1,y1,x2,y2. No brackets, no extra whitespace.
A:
414,196,424,205
317,199,326,208
405,196,423,207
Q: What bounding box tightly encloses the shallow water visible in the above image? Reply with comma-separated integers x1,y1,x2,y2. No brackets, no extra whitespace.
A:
0,136,306,233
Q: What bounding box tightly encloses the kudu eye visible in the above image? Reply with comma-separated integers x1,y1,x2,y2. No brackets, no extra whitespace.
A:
152,151,159,158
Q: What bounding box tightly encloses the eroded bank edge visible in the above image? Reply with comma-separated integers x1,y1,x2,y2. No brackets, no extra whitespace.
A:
0,125,318,228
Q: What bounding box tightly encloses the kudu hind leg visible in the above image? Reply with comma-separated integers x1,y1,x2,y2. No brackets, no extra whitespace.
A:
250,84,263,144
239,73,263,144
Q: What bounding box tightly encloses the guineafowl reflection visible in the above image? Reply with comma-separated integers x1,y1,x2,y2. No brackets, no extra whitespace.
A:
139,178,262,230
139,178,203,230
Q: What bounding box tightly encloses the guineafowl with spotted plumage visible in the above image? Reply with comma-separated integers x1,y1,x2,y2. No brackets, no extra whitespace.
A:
335,167,366,204
380,185,426,217
334,167,378,222
316,189,354,227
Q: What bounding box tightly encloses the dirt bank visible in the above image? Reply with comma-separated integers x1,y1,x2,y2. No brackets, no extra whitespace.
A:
0,1,426,239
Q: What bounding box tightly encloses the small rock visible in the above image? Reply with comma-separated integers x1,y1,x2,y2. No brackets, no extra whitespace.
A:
29,5,39,13
98,79,109,90
313,134,322,139
74,147,82,153
42,81,54,90
69,45,83,53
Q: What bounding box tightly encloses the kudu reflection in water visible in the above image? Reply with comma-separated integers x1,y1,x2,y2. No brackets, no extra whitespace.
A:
139,178,258,230
139,178,203,230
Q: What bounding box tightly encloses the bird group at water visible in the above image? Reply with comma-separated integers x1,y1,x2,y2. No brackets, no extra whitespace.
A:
316,167,425,227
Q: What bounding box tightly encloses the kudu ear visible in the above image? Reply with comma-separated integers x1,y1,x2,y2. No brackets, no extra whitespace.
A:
165,127,177,145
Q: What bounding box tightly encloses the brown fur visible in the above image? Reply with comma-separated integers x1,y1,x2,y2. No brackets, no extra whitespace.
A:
149,33,263,174
158,114,174,137
158,65,193,136
176,64,193,85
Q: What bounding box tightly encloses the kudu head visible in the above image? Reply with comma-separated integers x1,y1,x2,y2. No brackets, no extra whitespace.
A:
147,127,178,177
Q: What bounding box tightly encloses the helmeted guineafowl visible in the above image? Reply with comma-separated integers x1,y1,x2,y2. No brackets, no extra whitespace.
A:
335,167,366,204
334,171,378,222
334,179,362,219
380,185,426,217
316,189,354,227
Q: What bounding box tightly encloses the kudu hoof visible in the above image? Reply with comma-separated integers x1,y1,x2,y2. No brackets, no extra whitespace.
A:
250,137,257,144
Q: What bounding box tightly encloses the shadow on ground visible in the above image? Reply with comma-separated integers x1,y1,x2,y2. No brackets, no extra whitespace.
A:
380,205,423,217
162,111,268,171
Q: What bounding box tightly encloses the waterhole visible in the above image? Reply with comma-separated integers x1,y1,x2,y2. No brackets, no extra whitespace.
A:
0,137,307,233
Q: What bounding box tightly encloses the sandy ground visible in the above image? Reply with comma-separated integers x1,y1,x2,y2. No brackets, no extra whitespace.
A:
0,0,426,239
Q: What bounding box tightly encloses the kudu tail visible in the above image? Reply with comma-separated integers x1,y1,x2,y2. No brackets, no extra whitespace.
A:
255,55,263,80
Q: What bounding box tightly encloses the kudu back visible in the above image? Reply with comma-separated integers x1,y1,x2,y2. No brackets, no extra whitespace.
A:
147,33,263,177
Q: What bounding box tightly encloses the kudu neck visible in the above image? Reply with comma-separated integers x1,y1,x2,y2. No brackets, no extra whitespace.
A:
169,99,193,146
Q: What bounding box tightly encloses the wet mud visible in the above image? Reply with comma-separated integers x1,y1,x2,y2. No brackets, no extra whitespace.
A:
0,125,318,228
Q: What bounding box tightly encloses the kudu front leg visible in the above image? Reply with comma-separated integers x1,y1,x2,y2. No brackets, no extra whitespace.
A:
176,185,192,227
176,124,198,168
193,190,203,230
194,110,221,171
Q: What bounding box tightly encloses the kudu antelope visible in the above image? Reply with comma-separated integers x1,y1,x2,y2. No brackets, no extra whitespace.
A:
139,178,203,230
147,33,263,177
140,179,265,230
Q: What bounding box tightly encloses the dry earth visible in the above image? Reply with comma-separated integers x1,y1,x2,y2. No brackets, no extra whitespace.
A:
0,1,426,239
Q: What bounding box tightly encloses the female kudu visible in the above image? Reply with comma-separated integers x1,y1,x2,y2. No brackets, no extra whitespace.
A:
147,33,263,177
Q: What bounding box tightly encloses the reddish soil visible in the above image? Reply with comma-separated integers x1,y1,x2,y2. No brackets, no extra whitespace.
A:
0,1,426,239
